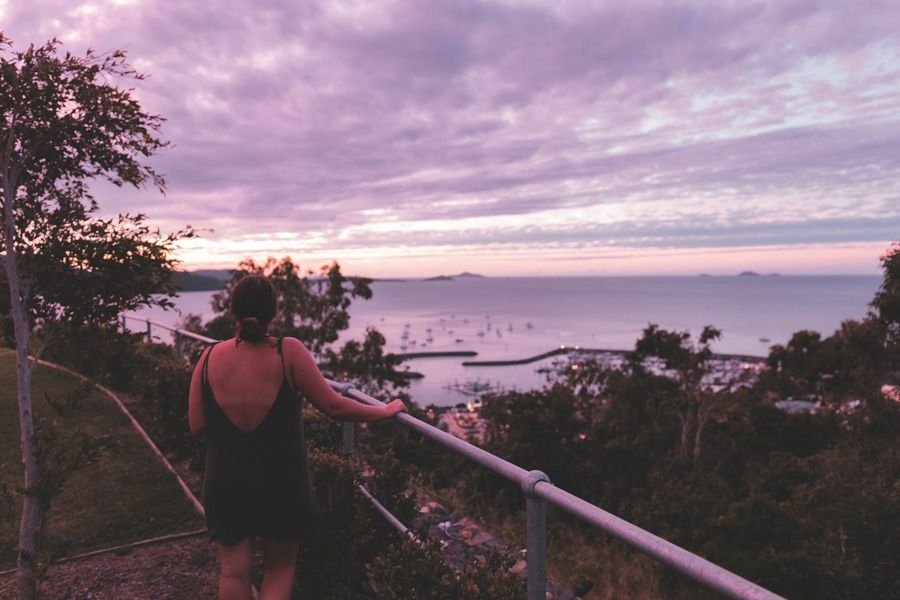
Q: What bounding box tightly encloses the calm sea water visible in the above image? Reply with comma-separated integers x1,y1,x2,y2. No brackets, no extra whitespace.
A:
127,276,881,407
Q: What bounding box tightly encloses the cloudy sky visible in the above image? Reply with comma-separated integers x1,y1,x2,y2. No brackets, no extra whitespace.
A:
4,0,899,276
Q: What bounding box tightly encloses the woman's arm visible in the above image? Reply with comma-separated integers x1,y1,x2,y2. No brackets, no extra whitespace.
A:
282,337,405,422
188,346,212,436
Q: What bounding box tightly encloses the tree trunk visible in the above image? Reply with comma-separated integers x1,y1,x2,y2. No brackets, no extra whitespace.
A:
678,407,694,464
3,183,39,600
692,401,708,463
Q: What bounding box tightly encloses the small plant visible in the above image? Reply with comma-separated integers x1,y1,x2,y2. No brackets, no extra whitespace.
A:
31,382,106,594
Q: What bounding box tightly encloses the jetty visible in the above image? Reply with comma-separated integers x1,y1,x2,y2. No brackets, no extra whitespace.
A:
463,346,767,367
393,350,478,360
462,346,605,366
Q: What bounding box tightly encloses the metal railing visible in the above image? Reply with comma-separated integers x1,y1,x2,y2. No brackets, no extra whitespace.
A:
122,315,786,600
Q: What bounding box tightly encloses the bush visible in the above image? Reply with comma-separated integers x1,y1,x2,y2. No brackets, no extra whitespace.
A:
366,539,525,599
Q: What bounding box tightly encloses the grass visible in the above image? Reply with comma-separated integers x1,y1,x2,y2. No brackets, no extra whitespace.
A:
0,349,203,568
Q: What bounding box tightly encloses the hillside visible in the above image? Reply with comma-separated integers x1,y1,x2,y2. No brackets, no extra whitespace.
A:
172,271,225,291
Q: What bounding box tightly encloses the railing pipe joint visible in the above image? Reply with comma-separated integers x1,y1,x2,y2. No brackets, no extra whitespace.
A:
521,470,550,498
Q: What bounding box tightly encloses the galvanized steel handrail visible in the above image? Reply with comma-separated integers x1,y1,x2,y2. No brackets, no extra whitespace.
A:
121,314,217,343
326,381,785,600
123,315,785,600
357,484,417,542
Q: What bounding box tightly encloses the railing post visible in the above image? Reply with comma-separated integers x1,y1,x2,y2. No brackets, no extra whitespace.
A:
146,320,152,344
522,470,550,600
343,422,356,453
174,330,184,359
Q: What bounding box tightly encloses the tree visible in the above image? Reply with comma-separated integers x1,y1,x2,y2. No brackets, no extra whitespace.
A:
631,324,724,464
187,256,410,402
870,241,900,384
321,327,411,400
1,35,190,598
202,257,373,357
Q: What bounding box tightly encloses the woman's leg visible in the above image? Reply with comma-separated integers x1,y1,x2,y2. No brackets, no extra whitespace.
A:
217,537,253,600
259,537,300,600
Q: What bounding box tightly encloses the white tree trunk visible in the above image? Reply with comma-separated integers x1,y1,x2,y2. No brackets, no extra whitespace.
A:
3,181,39,600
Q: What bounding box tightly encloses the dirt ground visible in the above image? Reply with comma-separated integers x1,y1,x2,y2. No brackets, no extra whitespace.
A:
0,534,218,600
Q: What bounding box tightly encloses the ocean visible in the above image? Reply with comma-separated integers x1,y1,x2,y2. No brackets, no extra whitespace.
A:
127,275,882,407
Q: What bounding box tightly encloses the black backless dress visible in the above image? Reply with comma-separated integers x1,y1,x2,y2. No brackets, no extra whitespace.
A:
201,337,319,546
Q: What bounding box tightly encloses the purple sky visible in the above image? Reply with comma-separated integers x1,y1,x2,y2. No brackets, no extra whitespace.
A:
4,0,899,276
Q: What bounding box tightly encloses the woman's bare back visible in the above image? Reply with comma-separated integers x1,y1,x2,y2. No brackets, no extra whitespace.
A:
205,337,290,433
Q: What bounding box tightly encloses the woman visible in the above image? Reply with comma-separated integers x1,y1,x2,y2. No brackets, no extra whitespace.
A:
188,275,405,600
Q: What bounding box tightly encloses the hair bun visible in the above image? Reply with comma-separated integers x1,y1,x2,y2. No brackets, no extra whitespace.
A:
237,316,266,342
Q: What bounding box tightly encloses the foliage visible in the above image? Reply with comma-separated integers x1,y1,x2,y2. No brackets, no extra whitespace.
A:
199,257,372,357
366,539,525,599
299,444,525,599
871,241,900,330
630,323,725,463
30,382,106,589
321,327,411,400
297,447,416,599
762,319,886,401
1,34,193,598
186,255,411,407
0,35,193,352
870,241,900,383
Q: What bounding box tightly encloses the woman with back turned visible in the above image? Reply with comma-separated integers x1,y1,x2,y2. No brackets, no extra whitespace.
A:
188,275,406,600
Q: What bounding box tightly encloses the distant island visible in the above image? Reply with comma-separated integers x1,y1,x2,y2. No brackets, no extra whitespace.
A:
738,271,780,277
424,272,486,282
172,270,226,291
191,268,232,281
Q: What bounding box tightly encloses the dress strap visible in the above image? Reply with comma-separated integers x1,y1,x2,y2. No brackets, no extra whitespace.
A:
277,336,296,394
201,341,220,389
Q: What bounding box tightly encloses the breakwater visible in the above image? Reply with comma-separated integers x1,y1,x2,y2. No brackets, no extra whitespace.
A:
393,350,478,360
462,346,766,367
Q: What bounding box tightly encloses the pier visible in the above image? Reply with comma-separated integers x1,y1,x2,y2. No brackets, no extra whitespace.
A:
462,346,767,367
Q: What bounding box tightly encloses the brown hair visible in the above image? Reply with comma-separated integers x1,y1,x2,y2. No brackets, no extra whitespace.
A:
230,275,277,344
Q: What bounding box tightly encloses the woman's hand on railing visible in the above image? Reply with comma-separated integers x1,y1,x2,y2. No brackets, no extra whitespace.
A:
384,399,407,418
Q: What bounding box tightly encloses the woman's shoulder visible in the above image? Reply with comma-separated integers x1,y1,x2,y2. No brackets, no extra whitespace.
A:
207,337,235,351
279,336,309,352
280,337,317,364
